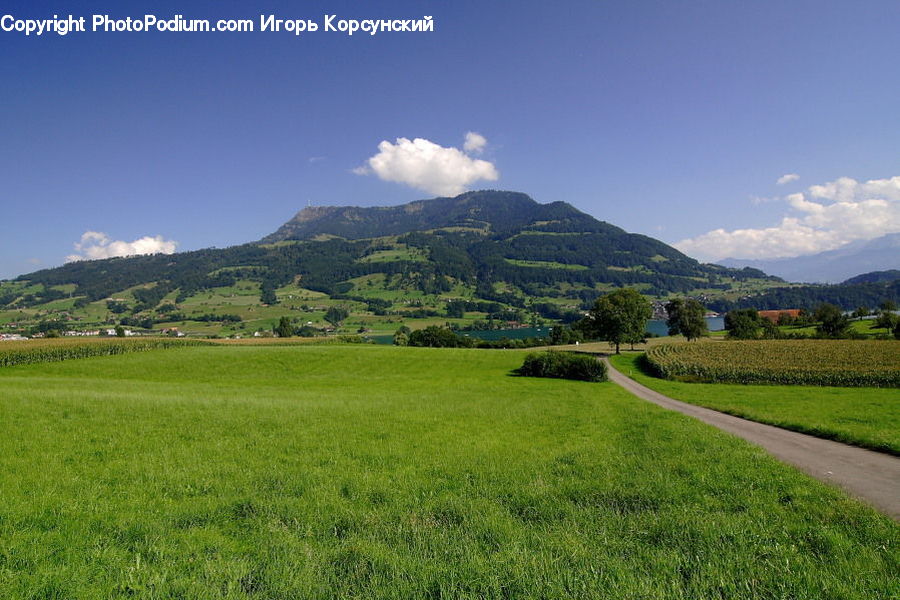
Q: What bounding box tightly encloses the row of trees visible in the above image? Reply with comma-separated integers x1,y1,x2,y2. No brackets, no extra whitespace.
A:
578,289,708,353
396,289,708,353
725,302,900,339
585,291,899,351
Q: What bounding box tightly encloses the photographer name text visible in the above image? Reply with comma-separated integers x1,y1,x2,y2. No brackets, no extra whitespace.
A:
1,14,434,37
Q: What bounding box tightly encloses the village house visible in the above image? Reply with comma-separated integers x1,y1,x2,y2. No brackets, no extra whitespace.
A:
0,333,28,341
757,309,802,323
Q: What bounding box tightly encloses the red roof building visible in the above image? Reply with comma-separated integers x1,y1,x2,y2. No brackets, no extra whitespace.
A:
757,309,802,323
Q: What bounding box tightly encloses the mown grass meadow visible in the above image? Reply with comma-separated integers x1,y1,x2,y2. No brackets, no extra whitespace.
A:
1,345,897,598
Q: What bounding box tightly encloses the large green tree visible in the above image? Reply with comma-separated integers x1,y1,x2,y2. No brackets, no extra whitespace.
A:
324,306,350,327
666,298,708,341
724,308,761,339
814,303,849,337
274,316,293,338
581,288,651,354
393,325,411,346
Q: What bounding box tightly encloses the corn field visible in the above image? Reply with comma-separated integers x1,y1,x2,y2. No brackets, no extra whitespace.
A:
645,340,900,388
0,338,209,368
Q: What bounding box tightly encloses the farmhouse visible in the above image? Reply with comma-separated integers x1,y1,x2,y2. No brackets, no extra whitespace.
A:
0,333,28,341
757,309,802,323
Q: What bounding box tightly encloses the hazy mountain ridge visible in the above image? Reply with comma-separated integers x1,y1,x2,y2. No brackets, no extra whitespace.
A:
719,233,900,284
842,270,900,285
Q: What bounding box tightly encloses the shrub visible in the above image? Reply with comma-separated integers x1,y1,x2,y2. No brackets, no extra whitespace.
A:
517,351,607,382
408,326,473,348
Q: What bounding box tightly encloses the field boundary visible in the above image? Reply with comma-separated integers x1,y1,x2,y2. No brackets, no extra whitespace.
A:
603,356,900,520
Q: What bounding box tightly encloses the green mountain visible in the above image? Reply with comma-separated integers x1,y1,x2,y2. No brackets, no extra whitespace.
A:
1,191,781,336
842,270,900,285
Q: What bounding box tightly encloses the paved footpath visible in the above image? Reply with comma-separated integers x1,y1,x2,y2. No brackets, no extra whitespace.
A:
604,357,900,520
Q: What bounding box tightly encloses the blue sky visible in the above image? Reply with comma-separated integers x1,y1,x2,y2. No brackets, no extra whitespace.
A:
2,0,898,279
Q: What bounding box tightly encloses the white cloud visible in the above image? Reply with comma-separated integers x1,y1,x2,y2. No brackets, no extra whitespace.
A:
776,173,800,185
676,175,900,260
66,231,178,262
463,131,487,154
354,134,499,196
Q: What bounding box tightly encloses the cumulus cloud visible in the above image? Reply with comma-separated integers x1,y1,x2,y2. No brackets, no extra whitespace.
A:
675,175,900,261
66,231,178,262
776,173,800,185
354,134,499,196
463,131,487,154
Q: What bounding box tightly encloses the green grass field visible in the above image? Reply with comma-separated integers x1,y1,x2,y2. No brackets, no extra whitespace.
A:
1,345,897,598
611,352,900,455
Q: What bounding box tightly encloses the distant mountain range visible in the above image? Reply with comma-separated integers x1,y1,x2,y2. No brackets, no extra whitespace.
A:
719,233,900,284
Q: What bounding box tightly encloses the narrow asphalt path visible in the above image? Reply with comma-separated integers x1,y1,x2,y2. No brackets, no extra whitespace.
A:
603,357,900,520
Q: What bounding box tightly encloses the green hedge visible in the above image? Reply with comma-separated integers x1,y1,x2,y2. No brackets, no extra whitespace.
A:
517,351,607,382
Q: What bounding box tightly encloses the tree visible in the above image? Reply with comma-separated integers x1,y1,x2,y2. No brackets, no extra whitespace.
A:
274,316,293,338
114,325,125,337
874,311,899,331
852,306,870,319
407,326,464,348
106,300,128,314
666,298,708,341
393,325,411,346
260,284,277,305
445,301,465,319
814,303,849,337
549,324,583,346
324,306,350,327
580,288,651,354
880,300,897,312
760,318,781,339
724,308,761,339
296,325,320,337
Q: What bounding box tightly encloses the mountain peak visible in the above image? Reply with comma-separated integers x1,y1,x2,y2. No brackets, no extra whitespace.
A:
261,190,593,243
